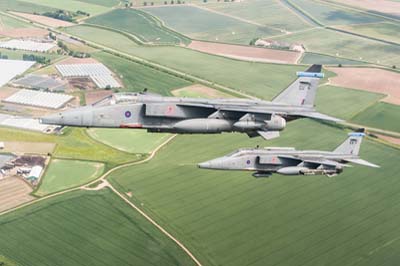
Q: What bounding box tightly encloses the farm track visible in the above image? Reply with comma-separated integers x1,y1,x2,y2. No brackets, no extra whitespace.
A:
2,9,400,265
0,134,203,266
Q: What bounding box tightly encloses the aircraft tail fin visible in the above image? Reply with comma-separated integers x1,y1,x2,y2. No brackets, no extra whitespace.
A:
333,131,365,156
272,64,323,107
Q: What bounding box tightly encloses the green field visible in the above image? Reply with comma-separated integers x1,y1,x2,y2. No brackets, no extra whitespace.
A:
142,5,281,44
337,22,400,44
292,0,383,25
17,0,110,16
0,127,140,167
0,255,17,266
0,0,56,13
0,13,33,29
78,0,119,7
0,189,195,266
64,24,141,50
0,48,62,62
206,0,312,31
86,9,190,45
65,25,304,99
351,102,400,133
87,129,171,154
172,86,234,98
36,159,105,196
316,85,383,120
108,119,400,266
92,51,192,94
272,28,400,67
301,52,368,65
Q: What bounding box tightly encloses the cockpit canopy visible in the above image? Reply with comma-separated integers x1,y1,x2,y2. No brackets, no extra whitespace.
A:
93,92,140,106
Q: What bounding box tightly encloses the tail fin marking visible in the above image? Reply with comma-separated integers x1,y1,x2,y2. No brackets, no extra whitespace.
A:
334,132,365,156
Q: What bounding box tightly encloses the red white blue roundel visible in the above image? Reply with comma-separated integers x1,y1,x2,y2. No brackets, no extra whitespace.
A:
125,111,132,118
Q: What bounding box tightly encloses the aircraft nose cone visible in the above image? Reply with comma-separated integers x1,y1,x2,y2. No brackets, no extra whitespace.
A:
198,158,226,169
198,161,211,169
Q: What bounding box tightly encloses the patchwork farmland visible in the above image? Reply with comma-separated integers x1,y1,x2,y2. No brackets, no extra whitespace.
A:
35,159,104,196
0,1,399,266
107,120,400,266
0,190,195,266
142,5,281,44
86,8,190,45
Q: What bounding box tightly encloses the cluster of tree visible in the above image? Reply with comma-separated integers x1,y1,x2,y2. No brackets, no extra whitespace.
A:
165,0,186,4
76,10,90,17
48,32,57,40
57,40,90,58
41,9,90,22
22,54,51,64
125,2,133,7
41,10,75,22
249,38,258,46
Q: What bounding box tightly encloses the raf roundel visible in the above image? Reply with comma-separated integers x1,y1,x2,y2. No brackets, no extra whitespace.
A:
246,160,251,165
125,111,132,118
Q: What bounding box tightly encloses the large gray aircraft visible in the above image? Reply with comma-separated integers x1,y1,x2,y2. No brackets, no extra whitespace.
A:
198,132,379,177
41,65,341,140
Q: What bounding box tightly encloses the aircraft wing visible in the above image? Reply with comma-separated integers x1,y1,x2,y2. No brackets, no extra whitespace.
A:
343,158,380,168
290,111,343,122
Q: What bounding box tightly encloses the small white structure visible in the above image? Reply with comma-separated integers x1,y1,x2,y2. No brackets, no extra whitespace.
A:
4,89,73,109
27,165,42,181
0,40,55,52
0,59,35,87
0,142,4,149
56,63,121,89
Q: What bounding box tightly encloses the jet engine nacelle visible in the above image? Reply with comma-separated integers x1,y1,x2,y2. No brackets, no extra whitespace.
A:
265,115,286,131
277,166,309,175
173,118,233,133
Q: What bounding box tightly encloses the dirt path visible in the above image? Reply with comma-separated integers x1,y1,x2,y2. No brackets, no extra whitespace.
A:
0,135,203,265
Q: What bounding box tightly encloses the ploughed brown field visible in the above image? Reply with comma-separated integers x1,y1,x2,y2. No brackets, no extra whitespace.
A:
0,177,33,213
85,90,113,105
188,40,301,64
328,67,400,105
59,57,99,65
0,28,48,38
9,11,75,27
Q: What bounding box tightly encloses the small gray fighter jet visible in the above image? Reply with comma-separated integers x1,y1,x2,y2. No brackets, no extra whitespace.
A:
198,132,379,177
41,65,340,140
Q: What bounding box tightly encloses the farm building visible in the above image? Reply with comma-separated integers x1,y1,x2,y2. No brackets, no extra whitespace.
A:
26,165,43,182
4,89,73,109
56,63,121,89
0,39,55,52
0,59,35,87
12,75,67,92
